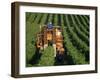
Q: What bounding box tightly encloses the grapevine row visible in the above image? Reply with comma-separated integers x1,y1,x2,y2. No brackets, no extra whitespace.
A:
64,15,89,61
68,15,89,45
33,13,42,23
74,15,89,36
54,14,58,26
83,15,89,25
38,13,44,24
40,13,48,25
28,13,36,23
78,15,89,31
60,15,87,64
26,12,32,21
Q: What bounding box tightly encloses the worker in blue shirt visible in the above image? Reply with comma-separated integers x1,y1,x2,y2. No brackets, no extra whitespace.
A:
47,22,53,29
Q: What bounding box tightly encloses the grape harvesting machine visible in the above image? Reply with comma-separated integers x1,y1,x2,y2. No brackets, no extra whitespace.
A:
36,23,65,61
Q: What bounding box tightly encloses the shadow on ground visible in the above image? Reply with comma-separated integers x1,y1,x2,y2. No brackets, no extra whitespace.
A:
28,48,42,65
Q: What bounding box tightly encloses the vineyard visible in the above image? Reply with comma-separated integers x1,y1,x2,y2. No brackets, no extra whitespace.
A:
26,12,90,67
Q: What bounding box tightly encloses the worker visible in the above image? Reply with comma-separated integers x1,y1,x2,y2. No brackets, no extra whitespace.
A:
47,22,53,29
